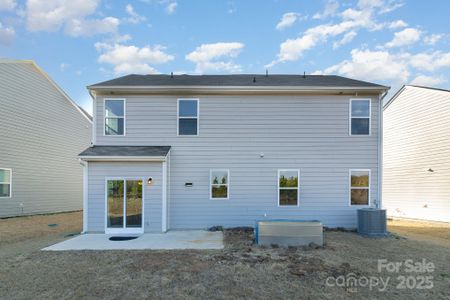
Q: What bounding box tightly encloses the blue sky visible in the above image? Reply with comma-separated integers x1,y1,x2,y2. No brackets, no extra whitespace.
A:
0,0,449,114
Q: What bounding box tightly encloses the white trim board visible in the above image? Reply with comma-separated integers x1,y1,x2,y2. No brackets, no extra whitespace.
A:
277,169,300,207
349,169,371,207
209,169,230,200
0,168,12,198
104,177,145,235
103,98,126,137
177,98,200,136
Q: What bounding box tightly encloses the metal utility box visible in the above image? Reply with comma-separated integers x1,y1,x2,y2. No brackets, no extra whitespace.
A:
255,220,323,247
357,208,387,237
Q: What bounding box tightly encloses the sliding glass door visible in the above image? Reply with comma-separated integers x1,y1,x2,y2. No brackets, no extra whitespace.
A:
106,179,143,233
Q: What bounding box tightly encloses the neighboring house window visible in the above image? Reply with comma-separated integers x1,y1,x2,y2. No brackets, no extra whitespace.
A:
178,99,199,136
350,99,371,135
278,170,299,206
0,168,12,198
105,99,125,136
350,169,370,205
210,169,229,199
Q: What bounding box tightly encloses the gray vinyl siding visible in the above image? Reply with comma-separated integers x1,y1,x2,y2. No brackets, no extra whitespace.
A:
87,162,162,232
0,62,91,217
383,86,450,222
93,94,380,229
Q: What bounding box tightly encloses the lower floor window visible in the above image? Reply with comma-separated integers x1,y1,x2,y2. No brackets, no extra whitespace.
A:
0,168,11,198
350,170,370,205
210,170,229,199
278,170,299,206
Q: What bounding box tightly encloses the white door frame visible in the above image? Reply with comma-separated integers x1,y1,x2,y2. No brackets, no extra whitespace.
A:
105,177,145,234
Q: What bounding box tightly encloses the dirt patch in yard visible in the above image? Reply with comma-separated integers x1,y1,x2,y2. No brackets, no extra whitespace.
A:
0,211,82,259
1,213,449,299
388,218,450,247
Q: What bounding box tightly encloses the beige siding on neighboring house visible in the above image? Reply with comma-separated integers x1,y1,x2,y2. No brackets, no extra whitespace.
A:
383,86,450,222
0,61,92,217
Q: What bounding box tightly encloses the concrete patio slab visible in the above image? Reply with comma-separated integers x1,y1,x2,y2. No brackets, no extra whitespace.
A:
42,230,224,251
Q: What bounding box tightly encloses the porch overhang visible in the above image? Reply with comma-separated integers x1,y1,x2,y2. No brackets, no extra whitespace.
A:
78,145,171,162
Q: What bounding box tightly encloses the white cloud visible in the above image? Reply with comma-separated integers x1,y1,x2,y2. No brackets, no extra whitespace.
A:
60,63,69,71
315,47,450,86
388,20,407,29
410,74,446,86
385,28,421,48
379,0,404,14
407,51,450,72
276,12,301,30
357,0,383,9
333,31,357,48
267,0,390,67
0,0,16,11
313,0,339,19
96,43,174,74
165,2,177,14
125,4,146,24
320,48,410,82
65,17,119,37
186,42,244,73
0,22,15,45
25,0,119,37
424,34,443,46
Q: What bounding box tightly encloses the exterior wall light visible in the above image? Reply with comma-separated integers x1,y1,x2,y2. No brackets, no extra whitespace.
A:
147,177,153,185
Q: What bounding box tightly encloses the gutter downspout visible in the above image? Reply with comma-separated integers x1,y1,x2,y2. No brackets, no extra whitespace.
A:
79,159,88,233
88,89,96,145
377,89,389,209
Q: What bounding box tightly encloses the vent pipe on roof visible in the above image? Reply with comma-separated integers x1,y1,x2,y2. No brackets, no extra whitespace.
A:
265,69,268,77
303,71,306,78
253,77,256,83
170,72,173,78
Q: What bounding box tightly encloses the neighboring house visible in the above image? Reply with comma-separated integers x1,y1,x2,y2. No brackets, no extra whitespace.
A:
0,60,92,217
79,74,388,234
383,85,450,222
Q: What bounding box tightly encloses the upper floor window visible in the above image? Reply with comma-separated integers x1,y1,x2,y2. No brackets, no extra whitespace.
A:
210,169,229,200
278,169,299,206
105,99,125,136
178,99,199,136
350,99,371,135
0,168,12,198
350,169,370,205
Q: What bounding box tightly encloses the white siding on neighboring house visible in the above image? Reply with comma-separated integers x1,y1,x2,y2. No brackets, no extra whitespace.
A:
0,61,92,217
383,85,450,222
91,94,380,229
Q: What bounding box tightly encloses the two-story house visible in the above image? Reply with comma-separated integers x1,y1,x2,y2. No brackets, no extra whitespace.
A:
79,74,388,234
0,60,92,217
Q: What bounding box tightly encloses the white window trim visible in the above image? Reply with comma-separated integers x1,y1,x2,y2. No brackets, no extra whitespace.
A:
349,169,371,206
277,169,300,207
349,98,371,136
104,177,145,234
210,169,229,200
104,98,126,136
0,168,12,198
177,98,199,136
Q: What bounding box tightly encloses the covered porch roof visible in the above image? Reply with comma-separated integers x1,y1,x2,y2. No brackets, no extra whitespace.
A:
78,145,171,161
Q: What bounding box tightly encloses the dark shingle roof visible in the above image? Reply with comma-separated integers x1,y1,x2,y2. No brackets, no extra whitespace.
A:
79,146,171,157
89,74,387,89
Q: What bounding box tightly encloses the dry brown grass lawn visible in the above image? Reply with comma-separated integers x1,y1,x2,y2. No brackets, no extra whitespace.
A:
0,212,449,299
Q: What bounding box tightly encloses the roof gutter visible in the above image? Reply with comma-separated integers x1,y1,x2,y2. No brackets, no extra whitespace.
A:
88,85,389,93
78,156,168,162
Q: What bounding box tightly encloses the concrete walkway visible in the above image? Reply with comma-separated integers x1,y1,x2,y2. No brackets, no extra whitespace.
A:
42,230,224,251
